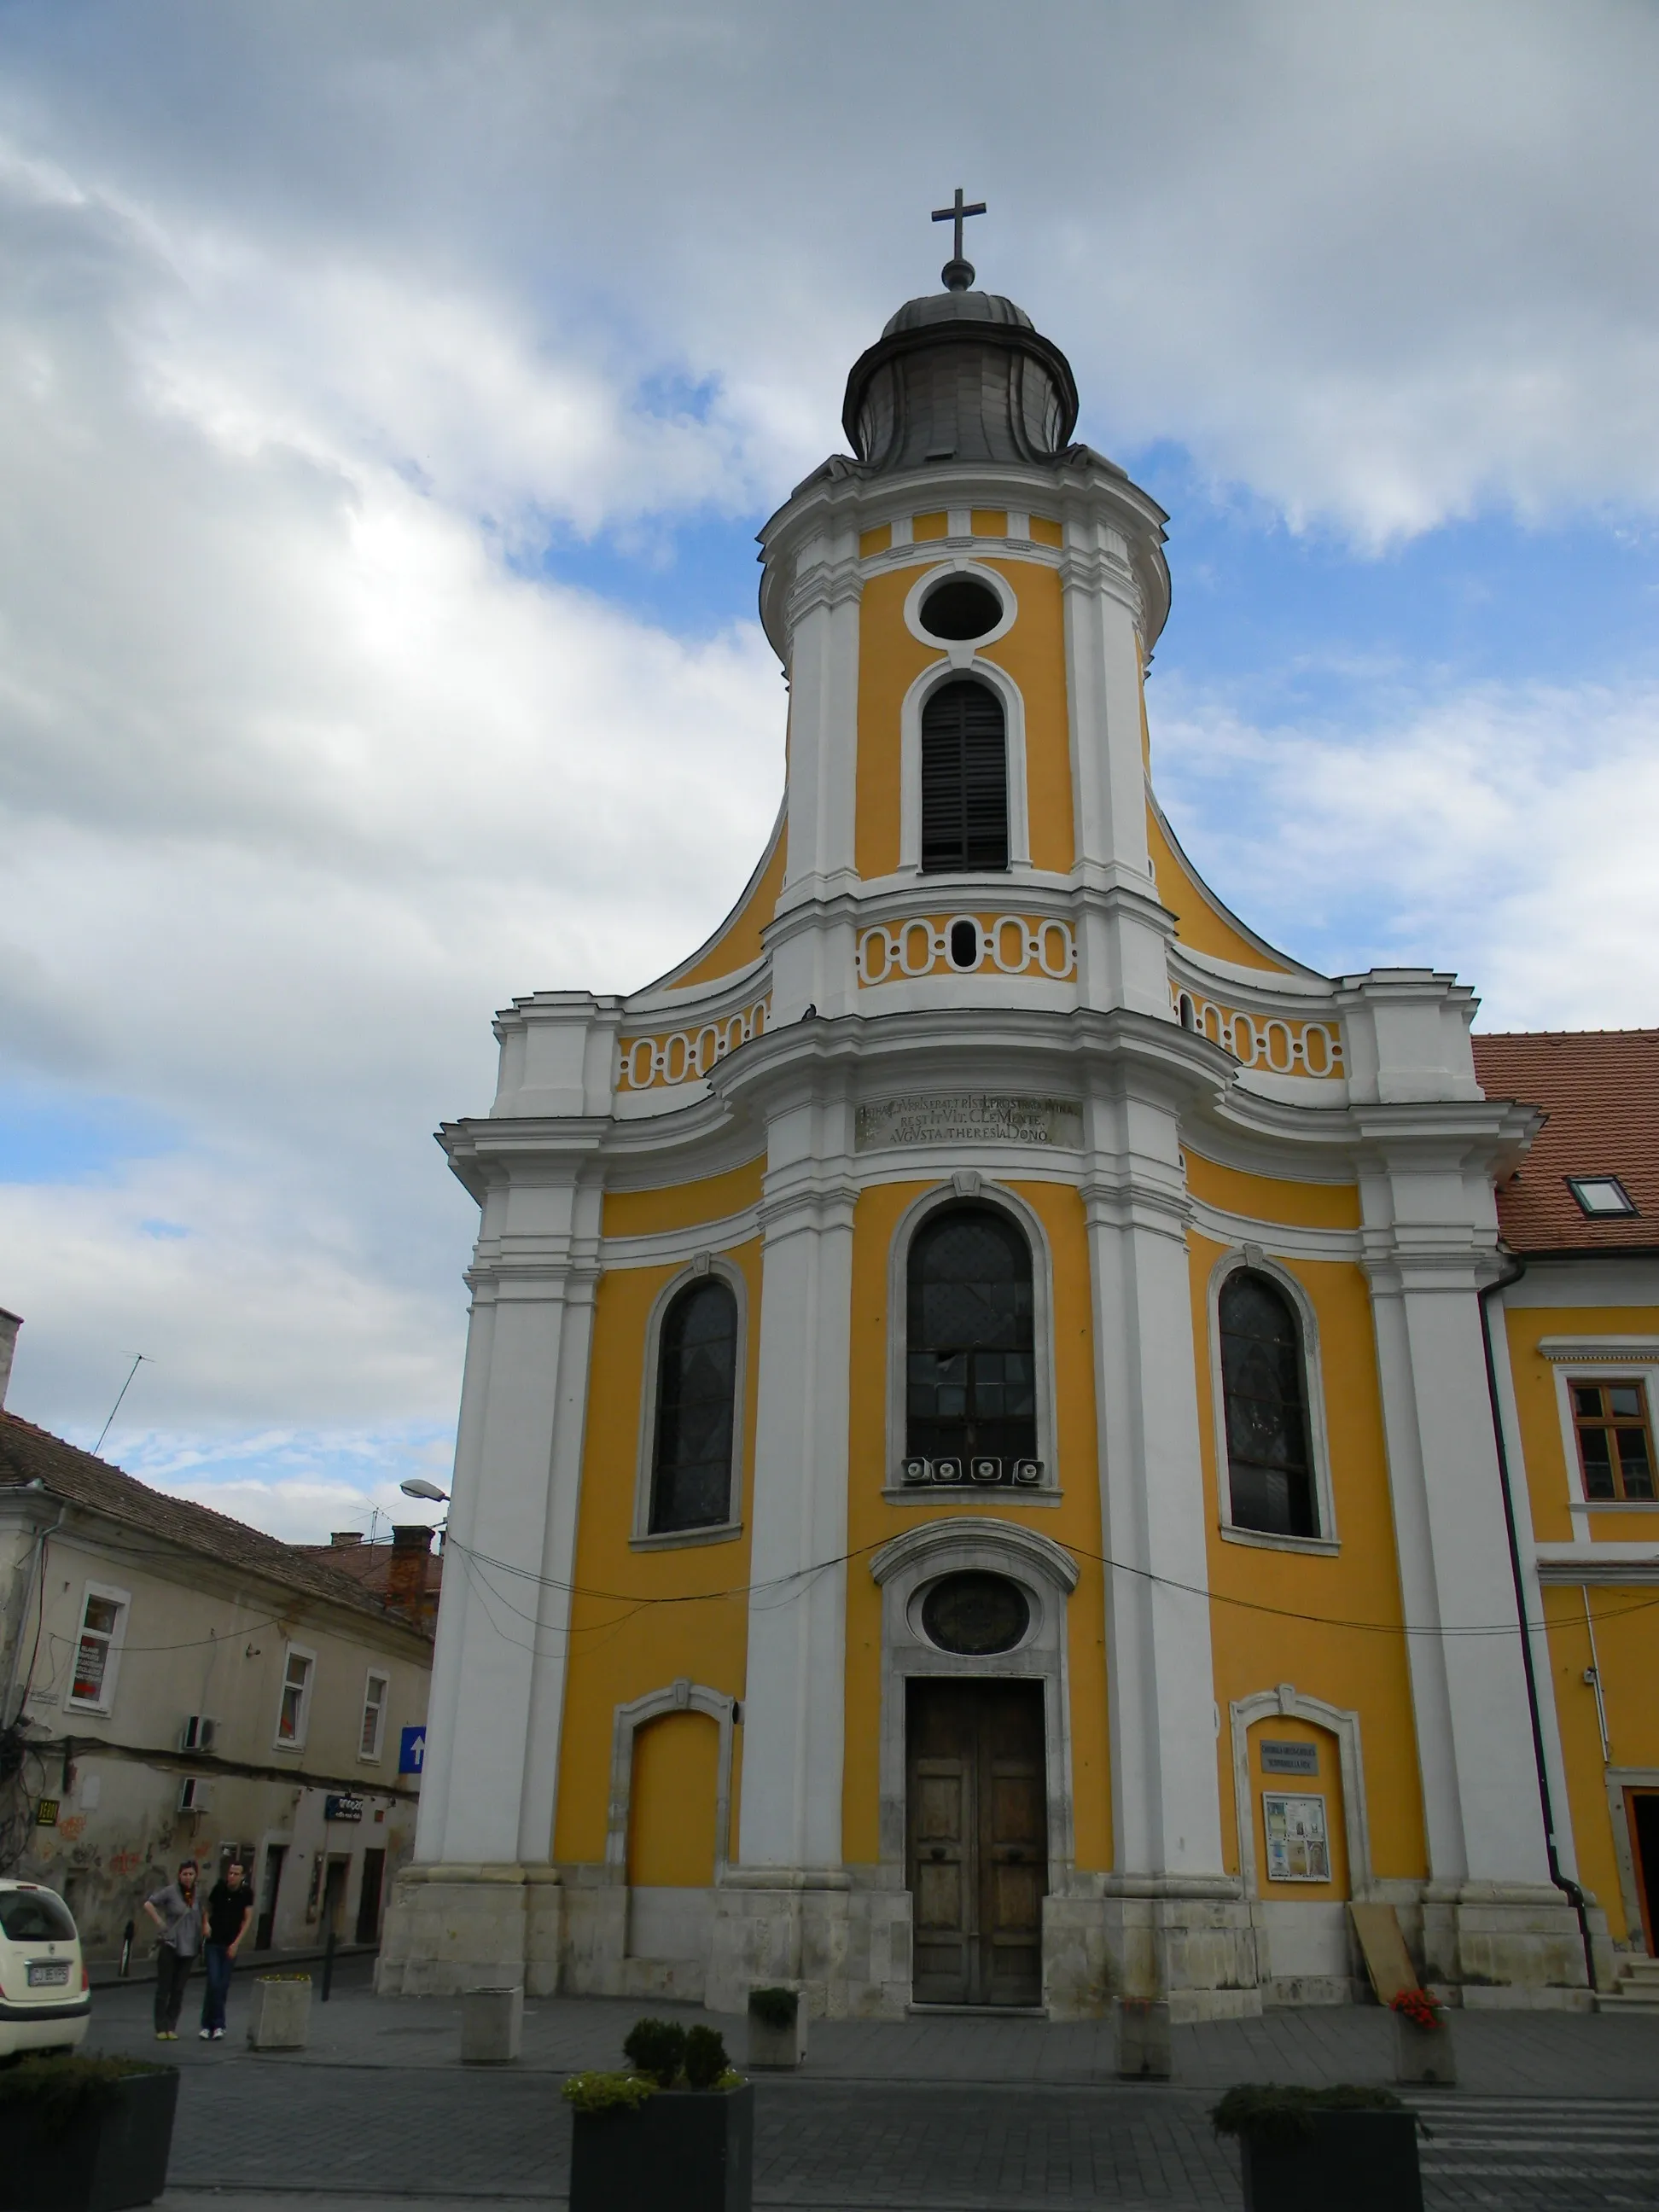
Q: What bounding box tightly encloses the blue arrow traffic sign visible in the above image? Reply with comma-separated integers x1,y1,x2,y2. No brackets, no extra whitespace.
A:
399,1725,427,1776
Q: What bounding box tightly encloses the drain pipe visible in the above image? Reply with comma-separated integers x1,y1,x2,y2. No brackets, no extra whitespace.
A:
1478,1251,1598,1993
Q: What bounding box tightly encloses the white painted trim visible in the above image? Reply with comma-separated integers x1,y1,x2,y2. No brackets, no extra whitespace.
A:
898,658,1032,875
601,1210,761,1272
358,1668,390,1763
632,1256,748,1546
1206,1248,1338,1550
1539,1338,1659,1363
605,1678,738,1885
1549,1364,1659,1513
63,1579,131,1716
901,559,1019,655
274,1640,317,1752
1229,1685,1373,1901
885,1180,1058,1494
869,1517,1079,1885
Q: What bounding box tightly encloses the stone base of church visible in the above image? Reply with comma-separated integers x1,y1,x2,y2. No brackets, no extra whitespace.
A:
375,1864,565,1998
374,1866,1604,2016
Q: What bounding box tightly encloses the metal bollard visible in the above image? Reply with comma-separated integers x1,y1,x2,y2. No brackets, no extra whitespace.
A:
119,1920,134,1979
321,1929,336,2003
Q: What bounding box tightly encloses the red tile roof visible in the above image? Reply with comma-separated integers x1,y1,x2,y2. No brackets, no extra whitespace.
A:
294,1535,443,1624
0,1411,434,1639
1472,1030,1659,1254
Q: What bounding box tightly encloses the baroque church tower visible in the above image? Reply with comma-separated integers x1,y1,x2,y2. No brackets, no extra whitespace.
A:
380,211,1598,2018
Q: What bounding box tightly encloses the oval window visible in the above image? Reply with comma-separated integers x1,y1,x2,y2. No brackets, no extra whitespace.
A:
920,1571,1030,1655
919,575,1003,643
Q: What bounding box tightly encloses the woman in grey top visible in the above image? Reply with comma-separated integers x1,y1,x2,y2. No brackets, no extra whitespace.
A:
143,1860,202,2038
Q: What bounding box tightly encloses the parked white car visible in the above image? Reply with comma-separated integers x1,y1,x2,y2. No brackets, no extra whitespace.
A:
0,1880,90,2057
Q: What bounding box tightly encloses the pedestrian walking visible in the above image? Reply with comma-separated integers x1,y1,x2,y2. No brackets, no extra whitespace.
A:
200,1859,254,2040
143,1860,201,2039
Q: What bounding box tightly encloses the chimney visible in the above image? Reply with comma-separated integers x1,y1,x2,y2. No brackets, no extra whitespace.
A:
329,1531,364,1547
0,1310,20,1411
387,1524,434,1621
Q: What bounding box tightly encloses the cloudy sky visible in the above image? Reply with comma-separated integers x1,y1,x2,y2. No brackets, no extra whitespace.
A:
3,1,1656,1543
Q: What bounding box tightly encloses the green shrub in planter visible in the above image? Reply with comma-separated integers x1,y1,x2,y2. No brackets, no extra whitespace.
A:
567,2017,751,2212
1212,2084,1422,2212
0,2055,179,2212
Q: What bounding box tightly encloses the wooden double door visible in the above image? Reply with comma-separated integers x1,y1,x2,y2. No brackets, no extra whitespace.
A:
906,1679,1048,2006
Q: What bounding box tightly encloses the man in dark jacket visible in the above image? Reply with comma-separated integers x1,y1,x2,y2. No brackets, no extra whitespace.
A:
199,1859,254,2040
143,1860,201,2039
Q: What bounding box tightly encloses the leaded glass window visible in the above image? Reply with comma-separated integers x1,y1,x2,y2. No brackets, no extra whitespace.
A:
906,1204,1037,1464
1219,1270,1317,1538
921,678,1009,872
650,1278,739,1534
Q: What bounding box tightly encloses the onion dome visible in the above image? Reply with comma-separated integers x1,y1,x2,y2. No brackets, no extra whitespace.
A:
841,270,1080,474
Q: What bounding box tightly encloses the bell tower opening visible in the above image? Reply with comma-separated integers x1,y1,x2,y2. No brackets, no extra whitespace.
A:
920,678,1009,873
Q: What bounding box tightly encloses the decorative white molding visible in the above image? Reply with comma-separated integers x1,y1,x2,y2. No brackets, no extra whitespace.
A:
898,657,1031,873
632,1257,749,1548
1229,1685,1373,1901
884,1180,1060,1495
1538,1339,1659,1364
857,912,1075,987
605,1679,738,1883
900,557,1019,655
1205,1249,1339,1551
869,1516,1079,1880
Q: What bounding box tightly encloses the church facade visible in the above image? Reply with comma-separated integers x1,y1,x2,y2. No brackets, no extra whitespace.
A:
379,243,1659,2017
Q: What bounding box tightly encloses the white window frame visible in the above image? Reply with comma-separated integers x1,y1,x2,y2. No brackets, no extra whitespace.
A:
358,1669,390,1762
64,1580,131,1714
632,1255,749,1550
885,1179,1059,1501
274,1642,317,1750
897,643,1032,875
1208,1246,1339,1554
1540,1344,1659,1520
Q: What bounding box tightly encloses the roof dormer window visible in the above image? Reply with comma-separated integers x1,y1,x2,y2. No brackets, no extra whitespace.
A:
1566,1175,1638,1219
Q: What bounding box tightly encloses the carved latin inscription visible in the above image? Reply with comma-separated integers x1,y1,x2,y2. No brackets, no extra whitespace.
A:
855,1092,1083,1153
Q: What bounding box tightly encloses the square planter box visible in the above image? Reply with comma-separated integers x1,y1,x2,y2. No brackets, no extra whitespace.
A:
247,1975,311,2051
1241,2110,1422,2212
0,2069,179,2212
746,1986,806,2070
1393,2011,1456,2086
570,2084,754,2212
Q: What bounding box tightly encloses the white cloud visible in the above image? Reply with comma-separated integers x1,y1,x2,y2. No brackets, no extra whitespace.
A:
1154,675,1659,1029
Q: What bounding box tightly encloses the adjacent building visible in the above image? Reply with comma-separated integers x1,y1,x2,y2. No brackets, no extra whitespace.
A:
0,1330,434,1963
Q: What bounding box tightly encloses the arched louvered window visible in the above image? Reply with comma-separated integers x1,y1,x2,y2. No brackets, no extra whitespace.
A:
921,678,1009,872
1218,1270,1317,1538
649,1278,739,1534
906,1203,1036,1463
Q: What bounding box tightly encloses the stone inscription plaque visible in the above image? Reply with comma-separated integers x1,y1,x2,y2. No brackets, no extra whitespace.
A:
855,1091,1084,1153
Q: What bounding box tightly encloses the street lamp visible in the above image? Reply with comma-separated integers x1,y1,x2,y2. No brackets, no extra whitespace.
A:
399,1478,450,1504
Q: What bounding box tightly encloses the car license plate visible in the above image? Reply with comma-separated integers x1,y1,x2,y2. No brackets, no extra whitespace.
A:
27,1961,70,1987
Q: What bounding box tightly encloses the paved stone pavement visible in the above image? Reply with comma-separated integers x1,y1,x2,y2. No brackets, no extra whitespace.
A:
81,1958,1659,2211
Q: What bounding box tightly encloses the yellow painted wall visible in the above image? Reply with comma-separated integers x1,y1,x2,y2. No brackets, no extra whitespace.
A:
1184,1150,1362,1232
853,559,1074,880
914,511,949,541
551,1242,762,1866
841,1178,1113,1871
859,524,890,557
1505,1301,1659,1944
602,1157,765,1240
1243,1715,1350,1901
1148,806,1291,974
668,829,788,991
629,1713,721,1886
978,559,1074,875
1191,1231,1429,1883
1029,516,1062,548
970,509,1008,538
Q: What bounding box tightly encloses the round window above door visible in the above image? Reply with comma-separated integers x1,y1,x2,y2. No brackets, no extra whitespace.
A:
920,1571,1031,1655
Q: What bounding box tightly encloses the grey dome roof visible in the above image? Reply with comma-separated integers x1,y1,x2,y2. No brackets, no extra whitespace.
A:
844,279,1079,474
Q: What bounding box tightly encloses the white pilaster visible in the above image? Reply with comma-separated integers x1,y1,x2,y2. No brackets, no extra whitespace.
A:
736,1093,856,1871
1084,1074,1227,1877
778,521,862,904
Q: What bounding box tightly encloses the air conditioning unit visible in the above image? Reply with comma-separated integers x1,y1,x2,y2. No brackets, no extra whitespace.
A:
178,1777,212,1814
179,1715,218,1754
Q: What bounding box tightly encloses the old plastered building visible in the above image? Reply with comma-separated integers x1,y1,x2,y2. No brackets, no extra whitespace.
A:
381,237,1657,2017
0,1352,434,1963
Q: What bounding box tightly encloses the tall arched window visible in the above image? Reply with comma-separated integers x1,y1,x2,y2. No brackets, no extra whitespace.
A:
921,678,1008,872
1218,1269,1316,1537
649,1278,739,1534
907,1203,1036,1464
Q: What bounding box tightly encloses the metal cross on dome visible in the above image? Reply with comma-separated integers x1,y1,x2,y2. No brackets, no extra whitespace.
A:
932,188,986,288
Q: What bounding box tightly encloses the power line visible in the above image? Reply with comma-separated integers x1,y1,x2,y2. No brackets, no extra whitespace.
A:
92,1353,149,1457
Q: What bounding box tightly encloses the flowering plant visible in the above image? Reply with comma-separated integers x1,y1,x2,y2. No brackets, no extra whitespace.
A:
1389,1987,1445,2029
